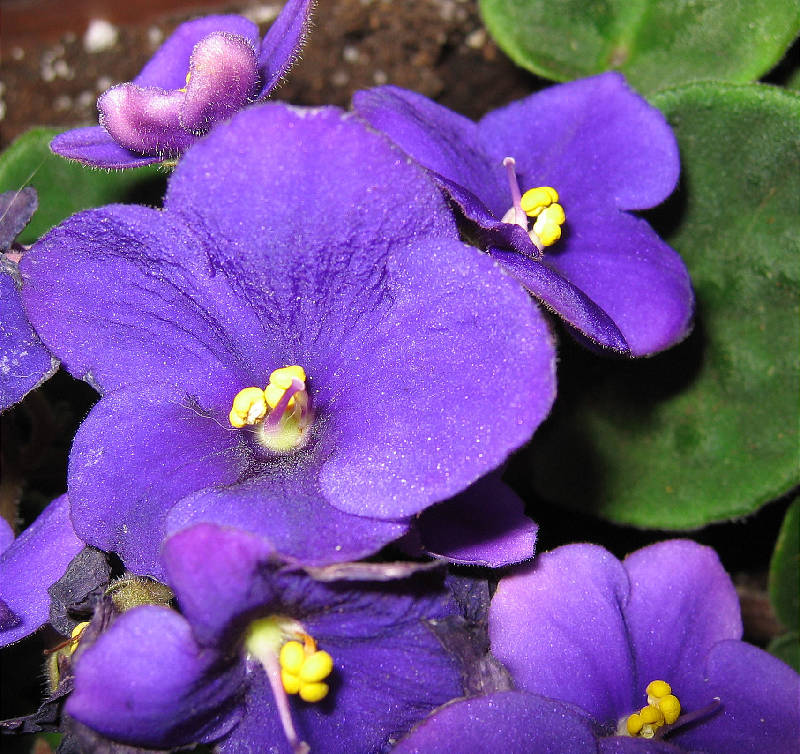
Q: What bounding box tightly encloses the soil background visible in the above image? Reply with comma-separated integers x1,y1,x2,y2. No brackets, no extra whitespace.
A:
1,0,541,149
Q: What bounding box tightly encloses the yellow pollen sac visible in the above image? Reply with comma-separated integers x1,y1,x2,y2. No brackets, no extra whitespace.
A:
623,680,682,739
229,386,268,428
520,186,559,217
278,635,334,703
532,202,566,247
264,365,307,410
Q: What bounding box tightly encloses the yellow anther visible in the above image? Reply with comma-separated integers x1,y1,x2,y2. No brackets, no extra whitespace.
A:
299,650,334,683
646,680,672,700
229,386,268,428
279,641,306,675
299,682,330,703
265,365,307,410
622,680,682,739
658,694,681,725
520,186,559,217
639,705,664,726
532,202,566,247
278,636,333,703
626,713,644,736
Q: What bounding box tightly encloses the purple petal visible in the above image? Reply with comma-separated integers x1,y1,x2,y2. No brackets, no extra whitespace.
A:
414,473,538,567
224,587,463,753
67,392,242,578
318,236,556,519
623,540,742,708
0,187,37,250
98,84,195,156
20,204,270,401
598,737,685,753
49,126,163,169
161,524,463,753
66,605,246,748
166,476,409,572
538,204,693,356
669,640,800,753
0,517,13,553
489,544,635,726
166,104,556,520
180,32,260,133
488,247,629,352
393,692,601,754
0,264,57,411
0,495,84,645
478,73,680,212
353,85,507,213
258,0,315,95
135,15,260,90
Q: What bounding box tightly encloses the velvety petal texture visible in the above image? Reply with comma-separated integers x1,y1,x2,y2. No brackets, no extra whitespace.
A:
393,692,601,754
353,73,693,356
66,605,247,747
0,495,84,645
0,187,38,251
24,103,555,575
1,261,57,411
70,524,465,751
413,474,538,567
488,541,800,751
50,4,314,168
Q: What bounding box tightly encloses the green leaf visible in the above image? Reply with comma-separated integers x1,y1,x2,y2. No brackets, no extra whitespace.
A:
519,83,800,528
768,632,800,673
769,499,799,631
479,0,800,93
0,127,166,244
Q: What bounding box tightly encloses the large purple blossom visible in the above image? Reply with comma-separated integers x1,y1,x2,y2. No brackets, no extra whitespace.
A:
66,523,465,753
20,102,556,578
50,2,313,169
473,540,800,752
1,188,58,410
353,74,694,356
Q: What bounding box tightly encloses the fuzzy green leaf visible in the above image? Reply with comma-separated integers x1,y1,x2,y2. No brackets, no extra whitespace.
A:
0,127,165,244
770,499,799,631
520,83,799,528
768,632,800,673
479,0,800,93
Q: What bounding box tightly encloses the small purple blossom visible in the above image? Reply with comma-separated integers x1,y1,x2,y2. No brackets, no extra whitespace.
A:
22,102,556,577
481,540,800,752
50,2,314,169
353,74,694,356
1,188,58,411
66,523,465,753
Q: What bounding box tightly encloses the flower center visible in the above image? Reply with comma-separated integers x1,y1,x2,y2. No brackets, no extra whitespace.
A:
500,156,565,253
619,680,682,738
245,616,335,754
228,365,312,453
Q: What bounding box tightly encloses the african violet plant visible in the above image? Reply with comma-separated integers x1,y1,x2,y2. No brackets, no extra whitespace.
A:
0,1,798,753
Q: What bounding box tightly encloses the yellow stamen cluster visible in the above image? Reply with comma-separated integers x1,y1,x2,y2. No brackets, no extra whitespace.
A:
229,366,307,428
520,185,566,247
625,680,681,738
279,634,334,703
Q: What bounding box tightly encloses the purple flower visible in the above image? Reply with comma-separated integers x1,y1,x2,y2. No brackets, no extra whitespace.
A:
1,188,58,410
21,103,556,577
0,495,85,646
66,523,465,752
50,2,314,169
353,74,694,356
480,540,800,752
